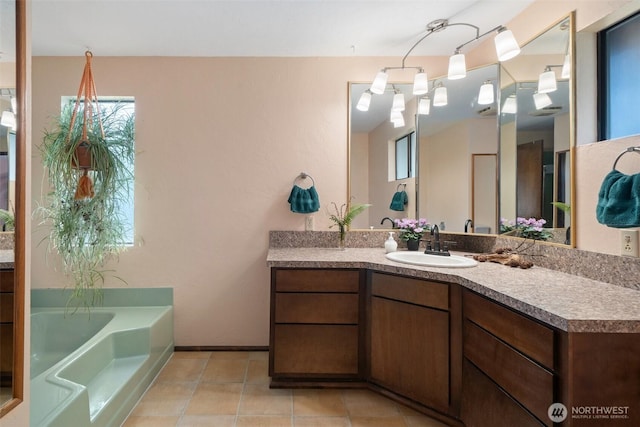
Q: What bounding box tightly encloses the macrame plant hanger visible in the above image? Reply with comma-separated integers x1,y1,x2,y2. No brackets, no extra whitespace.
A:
68,51,104,200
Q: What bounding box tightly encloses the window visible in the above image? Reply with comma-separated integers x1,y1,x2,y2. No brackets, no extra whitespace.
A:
395,131,416,180
63,97,135,244
598,11,640,140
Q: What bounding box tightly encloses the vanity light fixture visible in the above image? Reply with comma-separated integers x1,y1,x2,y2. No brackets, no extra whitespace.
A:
433,83,448,107
413,70,429,95
477,81,494,105
537,67,557,93
370,70,389,95
356,90,372,112
418,97,431,115
502,94,517,114
494,28,521,61
533,92,553,110
448,51,466,80
392,92,406,112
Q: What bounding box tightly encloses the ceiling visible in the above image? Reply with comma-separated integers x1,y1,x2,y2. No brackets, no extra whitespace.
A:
31,0,535,57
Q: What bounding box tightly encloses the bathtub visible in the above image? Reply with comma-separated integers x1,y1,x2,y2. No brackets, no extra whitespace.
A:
30,305,173,427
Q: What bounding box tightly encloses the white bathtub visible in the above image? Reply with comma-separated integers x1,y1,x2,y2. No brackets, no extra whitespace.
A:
30,306,173,427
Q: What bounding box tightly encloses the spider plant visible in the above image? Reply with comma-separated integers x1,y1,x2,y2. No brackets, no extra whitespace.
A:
37,102,134,309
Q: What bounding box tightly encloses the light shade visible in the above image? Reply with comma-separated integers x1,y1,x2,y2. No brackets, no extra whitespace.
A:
392,92,405,112
502,94,517,114
390,110,404,127
370,71,388,94
433,85,448,106
356,91,372,112
10,97,16,114
448,53,466,80
533,92,552,110
494,29,520,61
0,111,16,129
413,72,428,95
418,97,431,115
478,82,494,105
561,54,571,79
537,70,557,93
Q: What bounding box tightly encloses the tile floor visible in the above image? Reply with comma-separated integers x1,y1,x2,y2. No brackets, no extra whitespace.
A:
122,351,449,427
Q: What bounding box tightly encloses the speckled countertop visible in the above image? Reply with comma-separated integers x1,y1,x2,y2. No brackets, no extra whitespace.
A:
267,247,640,334
0,249,14,269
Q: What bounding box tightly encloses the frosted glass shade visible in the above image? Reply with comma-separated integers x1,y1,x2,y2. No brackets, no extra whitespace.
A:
448,53,466,80
392,93,405,112
356,91,371,111
478,82,494,105
433,86,448,106
390,110,404,127
561,54,571,79
502,95,517,114
418,97,431,115
413,72,428,95
370,71,388,94
494,29,520,61
0,111,16,130
537,70,557,93
533,92,552,109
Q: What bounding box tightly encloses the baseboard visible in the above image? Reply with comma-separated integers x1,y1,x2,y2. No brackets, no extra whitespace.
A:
174,345,269,352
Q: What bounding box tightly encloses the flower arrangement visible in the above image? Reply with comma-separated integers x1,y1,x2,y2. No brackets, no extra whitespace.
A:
328,202,370,248
500,217,552,241
394,218,430,241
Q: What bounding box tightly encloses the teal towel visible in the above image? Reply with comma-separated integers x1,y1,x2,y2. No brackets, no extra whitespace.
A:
596,170,640,228
288,185,320,214
390,191,408,211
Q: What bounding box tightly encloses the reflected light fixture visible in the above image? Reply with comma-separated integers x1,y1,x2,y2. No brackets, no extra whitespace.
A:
533,92,552,110
478,81,494,105
537,67,557,93
390,110,405,128
356,90,372,112
418,97,431,115
502,94,517,114
413,70,428,95
561,54,571,79
433,83,448,107
448,51,466,80
1,111,16,130
392,92,405,112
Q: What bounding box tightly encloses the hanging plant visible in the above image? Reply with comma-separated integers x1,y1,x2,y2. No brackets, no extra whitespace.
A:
36,51,135,309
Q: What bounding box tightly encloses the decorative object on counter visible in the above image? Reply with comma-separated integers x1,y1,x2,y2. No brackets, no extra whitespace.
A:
551,201,571,244
394,218,430,251
596,147,640,228
328,202,370,250
384,232,398,253
288,172,320,214
0,206,14,231
500,217,552,241
472,247,534,269
389,183,408,211
37,51,135,309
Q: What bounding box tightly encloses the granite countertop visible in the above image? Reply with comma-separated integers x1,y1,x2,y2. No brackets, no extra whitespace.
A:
267,247,640,334
0,249,14,268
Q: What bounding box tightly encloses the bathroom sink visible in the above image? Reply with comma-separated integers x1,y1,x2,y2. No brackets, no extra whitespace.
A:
385,251,478,268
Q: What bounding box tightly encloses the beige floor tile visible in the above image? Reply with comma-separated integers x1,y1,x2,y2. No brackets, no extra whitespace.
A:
249,351,269,360
201,358,248,383
172,351,212,359
156,358,207,382
131,398,189,417
210,351,251,360
293,389,347,416
342,389,401,417
238,384,293,416
121,415,180,427
350,416,408,427
246,359,270,384
293,416,351,426
236,415,293,427
178,415,236,427
185,382,244,415
405,415,450,427
139,381,196,401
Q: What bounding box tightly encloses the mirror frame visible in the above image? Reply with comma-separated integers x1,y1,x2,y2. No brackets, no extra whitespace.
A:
0,0,25,416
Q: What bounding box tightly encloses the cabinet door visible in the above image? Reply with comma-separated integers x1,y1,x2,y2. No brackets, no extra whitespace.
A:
370,296,449,412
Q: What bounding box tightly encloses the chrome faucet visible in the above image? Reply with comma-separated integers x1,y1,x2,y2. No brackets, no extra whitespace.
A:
380,217,395,228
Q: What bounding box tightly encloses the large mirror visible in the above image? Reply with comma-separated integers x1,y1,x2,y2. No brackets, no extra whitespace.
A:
0,0,25,416
348,13,575,247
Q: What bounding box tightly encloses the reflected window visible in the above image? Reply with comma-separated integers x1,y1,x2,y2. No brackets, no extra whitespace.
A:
598,11,640,140
395,131,416,180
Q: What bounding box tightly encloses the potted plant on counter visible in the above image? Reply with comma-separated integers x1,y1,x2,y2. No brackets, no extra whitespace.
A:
394,218,430,251
329,202,370,250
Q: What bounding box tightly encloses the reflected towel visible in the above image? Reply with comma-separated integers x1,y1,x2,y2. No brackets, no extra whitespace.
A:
390,191,408,211
596,170,640,228
288,185,320,214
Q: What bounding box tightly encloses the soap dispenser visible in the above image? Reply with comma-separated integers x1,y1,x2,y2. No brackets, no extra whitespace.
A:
385,232,398,253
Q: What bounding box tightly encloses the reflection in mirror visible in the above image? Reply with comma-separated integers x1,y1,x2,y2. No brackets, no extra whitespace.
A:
499,14,574,246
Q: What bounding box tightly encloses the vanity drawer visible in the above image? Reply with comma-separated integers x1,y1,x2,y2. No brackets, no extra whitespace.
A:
464,320,554,425
371,272,448,310
463,290,554,369
274,269,359,293
275,293,359,324
0,269,14,292
0,293,13,323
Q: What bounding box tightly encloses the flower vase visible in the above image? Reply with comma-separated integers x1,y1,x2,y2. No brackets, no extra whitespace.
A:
406,238,420,251
338,225,346,250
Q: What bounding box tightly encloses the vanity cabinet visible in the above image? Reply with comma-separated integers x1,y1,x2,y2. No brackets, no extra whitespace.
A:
269,268,364,384
0,269,14,386
368,272,462,416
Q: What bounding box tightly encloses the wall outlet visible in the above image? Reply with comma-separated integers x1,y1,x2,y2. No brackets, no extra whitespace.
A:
620,230,639,257
305,215,314,231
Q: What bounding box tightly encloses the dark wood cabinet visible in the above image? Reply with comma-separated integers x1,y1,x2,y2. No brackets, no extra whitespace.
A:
269,268,364,384
0,269,14,387
369,272,459,415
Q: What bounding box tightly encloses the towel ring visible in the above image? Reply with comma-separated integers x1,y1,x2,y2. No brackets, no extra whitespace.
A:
396,183,407,191
293,172,315,187
612,146,640,170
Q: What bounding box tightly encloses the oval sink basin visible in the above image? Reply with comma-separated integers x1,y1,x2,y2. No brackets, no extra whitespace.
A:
386,251,478,268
